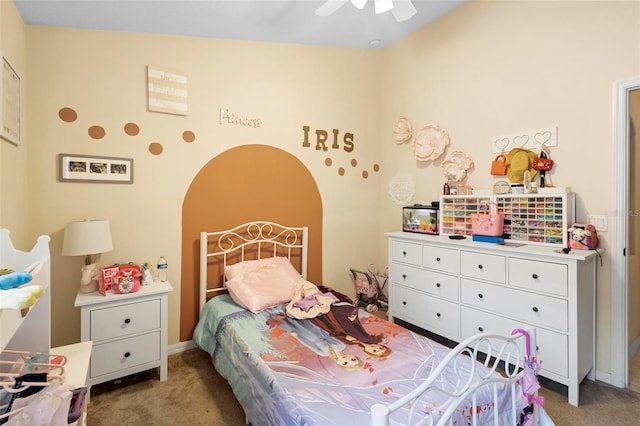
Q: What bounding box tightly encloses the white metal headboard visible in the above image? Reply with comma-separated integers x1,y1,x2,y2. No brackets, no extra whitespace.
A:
199,221,308,315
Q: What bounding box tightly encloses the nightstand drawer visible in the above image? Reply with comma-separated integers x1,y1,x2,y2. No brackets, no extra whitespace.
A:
90,331,161,378
90,299,161,342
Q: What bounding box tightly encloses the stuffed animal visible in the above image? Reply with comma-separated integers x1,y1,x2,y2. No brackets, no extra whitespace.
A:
568,224,599,250
0,285,44,310
0,270,33,290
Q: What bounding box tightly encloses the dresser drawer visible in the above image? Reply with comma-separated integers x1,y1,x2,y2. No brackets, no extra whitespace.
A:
391,285,459,337
509,258,568,297
460,278,567,331
390,240,422,266
391,264,458,301
90,331,161,379
90,299,161,342
460,306,568,378
422,245,458,274
460,251,506,284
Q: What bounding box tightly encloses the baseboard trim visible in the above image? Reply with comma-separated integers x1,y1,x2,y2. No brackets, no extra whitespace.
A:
168,340,196,355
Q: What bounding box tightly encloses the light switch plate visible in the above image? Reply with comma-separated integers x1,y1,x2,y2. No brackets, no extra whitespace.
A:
588,215,608,232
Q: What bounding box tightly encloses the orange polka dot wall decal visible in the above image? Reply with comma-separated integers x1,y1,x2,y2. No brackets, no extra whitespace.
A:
182,130,195,143
338,167,345,176
351,159,358,167
362,170,369,179
373,164,380,172
325,158,332,167
88,125,106,139
58,107,78,122
124,122,140,136
149,142,163,155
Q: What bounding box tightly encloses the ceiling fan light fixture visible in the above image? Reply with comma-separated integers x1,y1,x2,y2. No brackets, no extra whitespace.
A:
391,0,417,22
350,0,368,10
374,0,393,15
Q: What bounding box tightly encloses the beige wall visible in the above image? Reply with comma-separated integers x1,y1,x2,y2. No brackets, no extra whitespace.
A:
3,0,639,382
378,0,639,377
0,0,29,247
24,27,382,349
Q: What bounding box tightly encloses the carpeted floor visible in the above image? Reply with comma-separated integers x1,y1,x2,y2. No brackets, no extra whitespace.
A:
88,348,640,425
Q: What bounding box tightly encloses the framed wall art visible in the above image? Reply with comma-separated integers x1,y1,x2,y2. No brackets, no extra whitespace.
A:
58,154,134,184
1,54,21,145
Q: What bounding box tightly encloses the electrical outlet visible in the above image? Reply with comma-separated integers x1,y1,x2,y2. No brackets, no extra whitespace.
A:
588,215,608,232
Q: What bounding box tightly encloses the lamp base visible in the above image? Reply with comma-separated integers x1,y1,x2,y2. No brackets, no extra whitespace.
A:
79,263,100,293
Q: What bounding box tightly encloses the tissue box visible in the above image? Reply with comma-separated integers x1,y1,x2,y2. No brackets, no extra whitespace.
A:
403,205,438,235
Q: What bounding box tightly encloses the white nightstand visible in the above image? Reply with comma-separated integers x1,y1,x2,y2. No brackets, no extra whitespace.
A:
74,281,173,386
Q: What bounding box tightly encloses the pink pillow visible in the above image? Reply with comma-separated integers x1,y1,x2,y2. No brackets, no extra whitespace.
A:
225,256,282,280
225,257,302,313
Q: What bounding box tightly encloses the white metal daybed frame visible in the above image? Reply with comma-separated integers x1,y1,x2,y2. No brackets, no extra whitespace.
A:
198,221,540,426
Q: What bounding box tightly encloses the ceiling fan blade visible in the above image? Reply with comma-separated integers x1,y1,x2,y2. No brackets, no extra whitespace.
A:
315,0,350,16
374,0,393,15
350,0,368,9
391,0,417,22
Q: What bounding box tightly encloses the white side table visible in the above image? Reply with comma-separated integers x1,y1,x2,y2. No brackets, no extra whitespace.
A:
74,281,172,386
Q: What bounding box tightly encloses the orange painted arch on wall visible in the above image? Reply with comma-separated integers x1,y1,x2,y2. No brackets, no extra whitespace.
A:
180,144,323,341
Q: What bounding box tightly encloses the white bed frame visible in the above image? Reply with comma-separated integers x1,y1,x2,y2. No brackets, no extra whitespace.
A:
198,221,541,426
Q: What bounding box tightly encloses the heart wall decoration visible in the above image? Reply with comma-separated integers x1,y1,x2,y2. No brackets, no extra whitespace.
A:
490,126,558,153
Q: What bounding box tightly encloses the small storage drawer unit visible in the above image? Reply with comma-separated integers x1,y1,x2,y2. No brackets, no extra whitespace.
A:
75,282,173,386
387,232,598,407
439,193,575,247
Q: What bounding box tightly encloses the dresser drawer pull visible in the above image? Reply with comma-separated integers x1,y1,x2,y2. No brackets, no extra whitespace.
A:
436,257,441,262
478,264,483,270
532,274,539,279
436,312,441,318
402,274,407,279
124,318,131,324
532,306,539,313
436,283,441,288
402,251,407,256
478,327,484,332
124,351,131,358
402,301,407,306
478,293,484,299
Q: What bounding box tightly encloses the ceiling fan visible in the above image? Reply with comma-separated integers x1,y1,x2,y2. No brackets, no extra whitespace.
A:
315,0,418,22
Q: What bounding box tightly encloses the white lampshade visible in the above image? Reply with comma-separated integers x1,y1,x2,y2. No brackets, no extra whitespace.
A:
62,219,113,259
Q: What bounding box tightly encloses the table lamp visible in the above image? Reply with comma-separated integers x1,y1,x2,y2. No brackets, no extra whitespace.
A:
62,219,113,293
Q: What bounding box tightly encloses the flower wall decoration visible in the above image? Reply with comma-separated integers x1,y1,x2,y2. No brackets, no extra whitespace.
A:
441,150,474,181
413,124,450,162
392,117,413,144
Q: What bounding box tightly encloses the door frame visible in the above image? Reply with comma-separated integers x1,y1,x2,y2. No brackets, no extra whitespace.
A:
611,76,640,388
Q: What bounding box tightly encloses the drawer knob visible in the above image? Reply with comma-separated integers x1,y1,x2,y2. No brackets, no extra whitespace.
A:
436,283,441,288
124,318,131,324
478,293,484,299
402,251,407,256
532,306,539,313
124,351,131,358
402,274,407,279
402,301,407,306
436,257,441,262
478,327,484,332
436,312,441,318
478,264,483,270
532,273,539,279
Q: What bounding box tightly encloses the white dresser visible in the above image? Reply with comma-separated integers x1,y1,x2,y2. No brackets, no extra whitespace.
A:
387,231,598,406
74,281,172,386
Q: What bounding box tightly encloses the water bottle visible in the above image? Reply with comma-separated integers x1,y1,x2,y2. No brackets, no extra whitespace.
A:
157,256,168,282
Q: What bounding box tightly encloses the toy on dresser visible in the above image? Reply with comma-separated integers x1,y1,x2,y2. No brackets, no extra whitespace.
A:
568,224,599,250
